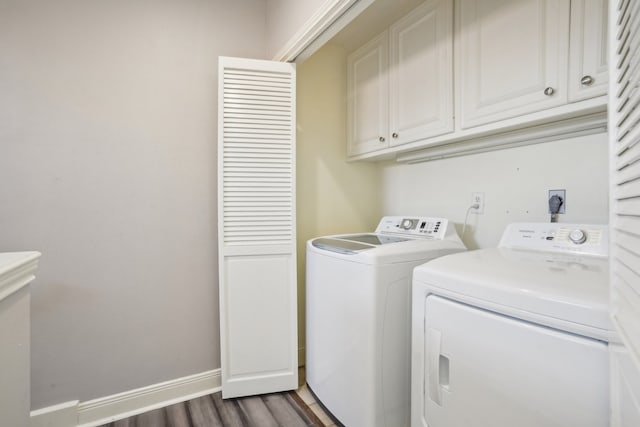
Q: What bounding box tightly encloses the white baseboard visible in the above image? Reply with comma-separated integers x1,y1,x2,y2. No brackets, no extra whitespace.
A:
30,369,221,427
31,400,79,427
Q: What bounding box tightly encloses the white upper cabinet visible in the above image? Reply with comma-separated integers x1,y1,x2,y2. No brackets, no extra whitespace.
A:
347,31,389,156
568,0,608,102
457,0,570,129
389,0,454,146
347,0,453,156
343,0,608,161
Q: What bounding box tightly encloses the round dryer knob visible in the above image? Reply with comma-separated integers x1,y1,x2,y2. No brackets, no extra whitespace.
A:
401,219,415,230
568,229,587,245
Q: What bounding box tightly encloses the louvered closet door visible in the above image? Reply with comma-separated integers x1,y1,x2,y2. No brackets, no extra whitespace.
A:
218,57,297,398
609,1,640,424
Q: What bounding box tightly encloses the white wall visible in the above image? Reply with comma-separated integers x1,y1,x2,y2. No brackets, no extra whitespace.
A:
265,0,328,59
380,133,609,249
0,0,267,409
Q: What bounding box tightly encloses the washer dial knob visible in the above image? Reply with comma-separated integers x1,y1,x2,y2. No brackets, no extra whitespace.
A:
400,219,415,230
568,229,587,245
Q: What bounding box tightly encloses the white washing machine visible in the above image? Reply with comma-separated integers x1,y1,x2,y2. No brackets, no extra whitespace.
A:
411,222,610,427
306,216,467,427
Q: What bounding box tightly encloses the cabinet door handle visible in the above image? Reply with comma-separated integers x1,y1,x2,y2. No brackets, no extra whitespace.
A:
544,87,555,96
581,75,595,86
379,136,385,142
392,132,399,138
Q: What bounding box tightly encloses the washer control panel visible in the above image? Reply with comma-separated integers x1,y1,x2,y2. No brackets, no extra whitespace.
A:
375,216,449,239
499,222,609,256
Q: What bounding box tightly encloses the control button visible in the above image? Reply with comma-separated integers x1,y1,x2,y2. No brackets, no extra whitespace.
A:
568,229,587,244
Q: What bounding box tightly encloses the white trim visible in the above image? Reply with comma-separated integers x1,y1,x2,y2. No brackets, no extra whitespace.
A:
30,369,221,427
31,401,79,427
396,111,607,163
272,0,375,63
0,252,40,302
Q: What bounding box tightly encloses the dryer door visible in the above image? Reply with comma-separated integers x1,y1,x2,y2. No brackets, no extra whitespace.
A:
419,295,608,427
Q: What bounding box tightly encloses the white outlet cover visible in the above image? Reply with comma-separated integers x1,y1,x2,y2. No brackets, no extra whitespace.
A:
472,192,485,214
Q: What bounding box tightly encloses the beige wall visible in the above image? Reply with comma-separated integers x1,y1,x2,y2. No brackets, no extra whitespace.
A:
0,0,267,409
296,43,381,363
380,132,609,249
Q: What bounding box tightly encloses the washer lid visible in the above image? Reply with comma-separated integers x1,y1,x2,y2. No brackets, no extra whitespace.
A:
339,233,410,245
311,234,409,254
413,247,610,337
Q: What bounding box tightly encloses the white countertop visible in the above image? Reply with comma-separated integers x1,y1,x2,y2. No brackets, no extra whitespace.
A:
0,252,41,301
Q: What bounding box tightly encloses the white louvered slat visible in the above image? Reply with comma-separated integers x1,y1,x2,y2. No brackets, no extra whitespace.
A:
223,206,292,213
222,214,291,220
218,56,297,399
224,129,292,136
614,161,640,186
614,120,640,156
615,183,640,202
615,140,640,169
223,222,291,227
615,250,640,287
224,149,291,156
615,224,640,256
615,199,640,216
610,0,640,424
222,142,291,149
224,108,291,116
224,113,290,125
223,177,291,183
225,184,292,190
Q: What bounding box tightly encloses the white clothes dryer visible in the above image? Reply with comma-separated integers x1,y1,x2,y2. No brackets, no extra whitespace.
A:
411,222,610,427
306,216,467,427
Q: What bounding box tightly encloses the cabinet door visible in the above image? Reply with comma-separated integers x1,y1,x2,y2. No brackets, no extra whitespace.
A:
568,0,608,102
458,0,570,129
347,31,389,156
389,0,453,147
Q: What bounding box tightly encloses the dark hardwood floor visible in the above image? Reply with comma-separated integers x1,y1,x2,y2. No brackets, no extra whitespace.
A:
100,391,325,427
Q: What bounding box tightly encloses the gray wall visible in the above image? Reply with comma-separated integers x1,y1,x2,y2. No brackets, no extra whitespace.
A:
265,0,328,59
0,0,268,409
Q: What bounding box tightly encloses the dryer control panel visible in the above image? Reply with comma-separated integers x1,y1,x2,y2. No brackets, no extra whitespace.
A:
499,223,609,256
375,216,449,239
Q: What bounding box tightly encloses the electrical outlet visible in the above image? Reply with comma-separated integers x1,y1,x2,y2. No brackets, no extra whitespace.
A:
548,189,566,214
471,192,485,214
